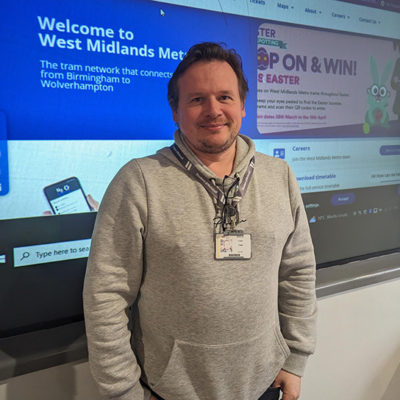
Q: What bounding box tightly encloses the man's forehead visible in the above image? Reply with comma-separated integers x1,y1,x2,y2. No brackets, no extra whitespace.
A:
177,60,239,90
182,59,234,76
184,88,236,95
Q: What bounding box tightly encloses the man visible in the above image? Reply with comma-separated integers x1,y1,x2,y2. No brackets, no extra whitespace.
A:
83,42,317,400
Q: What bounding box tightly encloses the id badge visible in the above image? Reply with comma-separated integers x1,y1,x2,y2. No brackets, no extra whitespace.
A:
215,231,251,260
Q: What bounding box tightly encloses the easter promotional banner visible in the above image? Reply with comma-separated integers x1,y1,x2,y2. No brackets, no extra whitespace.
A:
257,22,400,137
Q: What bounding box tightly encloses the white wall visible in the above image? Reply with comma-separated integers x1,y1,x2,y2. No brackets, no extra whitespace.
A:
1,278,400,400
0,360,101,400
302,277,400,400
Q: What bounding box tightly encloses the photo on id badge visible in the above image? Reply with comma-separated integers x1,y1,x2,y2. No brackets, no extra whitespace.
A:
220,238,233,253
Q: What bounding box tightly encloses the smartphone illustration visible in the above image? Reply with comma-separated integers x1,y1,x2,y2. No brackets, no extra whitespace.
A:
43,177,92,215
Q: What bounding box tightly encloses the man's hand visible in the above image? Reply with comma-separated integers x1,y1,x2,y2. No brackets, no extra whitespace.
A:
272,369,301,400
86,194,99,211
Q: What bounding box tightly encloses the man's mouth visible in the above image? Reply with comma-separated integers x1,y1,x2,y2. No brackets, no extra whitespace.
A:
199,122,228,130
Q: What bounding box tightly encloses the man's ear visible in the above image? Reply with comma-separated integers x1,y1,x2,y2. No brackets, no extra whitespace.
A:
172,108,178,123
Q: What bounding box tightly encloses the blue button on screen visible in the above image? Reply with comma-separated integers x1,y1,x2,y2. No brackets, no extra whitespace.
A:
380,145,400,156
331,192,355,206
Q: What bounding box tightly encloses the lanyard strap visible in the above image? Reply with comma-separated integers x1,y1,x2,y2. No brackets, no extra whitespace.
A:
170,143,255,208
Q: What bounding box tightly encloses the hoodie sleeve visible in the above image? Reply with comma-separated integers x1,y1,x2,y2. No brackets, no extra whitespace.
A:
278,165,317,377
83,160,148,400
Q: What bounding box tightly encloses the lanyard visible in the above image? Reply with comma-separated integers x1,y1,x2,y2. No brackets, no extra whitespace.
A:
170,143,255,209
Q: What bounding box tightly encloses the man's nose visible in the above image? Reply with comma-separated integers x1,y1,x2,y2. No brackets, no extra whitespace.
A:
204,97,222,118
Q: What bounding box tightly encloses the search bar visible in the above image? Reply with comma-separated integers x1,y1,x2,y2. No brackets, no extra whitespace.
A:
13,239,91,267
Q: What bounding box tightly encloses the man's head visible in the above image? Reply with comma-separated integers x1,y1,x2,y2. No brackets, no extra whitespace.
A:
168,43,248,156
168,42,248,112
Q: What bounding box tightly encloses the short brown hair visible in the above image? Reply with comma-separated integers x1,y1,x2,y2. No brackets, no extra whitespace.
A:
168,42,249,111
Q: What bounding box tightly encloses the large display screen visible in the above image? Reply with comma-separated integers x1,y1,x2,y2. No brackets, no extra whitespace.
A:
0,0,399,337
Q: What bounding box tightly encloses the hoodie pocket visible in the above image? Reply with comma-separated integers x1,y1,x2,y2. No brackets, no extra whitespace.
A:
151,327,290,400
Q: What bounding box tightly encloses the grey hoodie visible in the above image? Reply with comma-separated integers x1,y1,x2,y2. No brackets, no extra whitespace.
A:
83,132,317,400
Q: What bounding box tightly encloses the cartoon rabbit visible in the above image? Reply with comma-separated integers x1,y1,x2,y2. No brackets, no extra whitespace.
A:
364,56,393,133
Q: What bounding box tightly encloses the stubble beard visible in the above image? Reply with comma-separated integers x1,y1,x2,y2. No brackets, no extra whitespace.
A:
179,124,239,155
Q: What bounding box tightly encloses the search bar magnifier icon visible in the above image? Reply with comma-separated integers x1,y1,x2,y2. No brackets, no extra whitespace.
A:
20,251,30,261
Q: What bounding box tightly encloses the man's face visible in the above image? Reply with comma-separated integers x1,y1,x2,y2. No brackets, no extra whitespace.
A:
172,60,246,155
224,239,231,251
